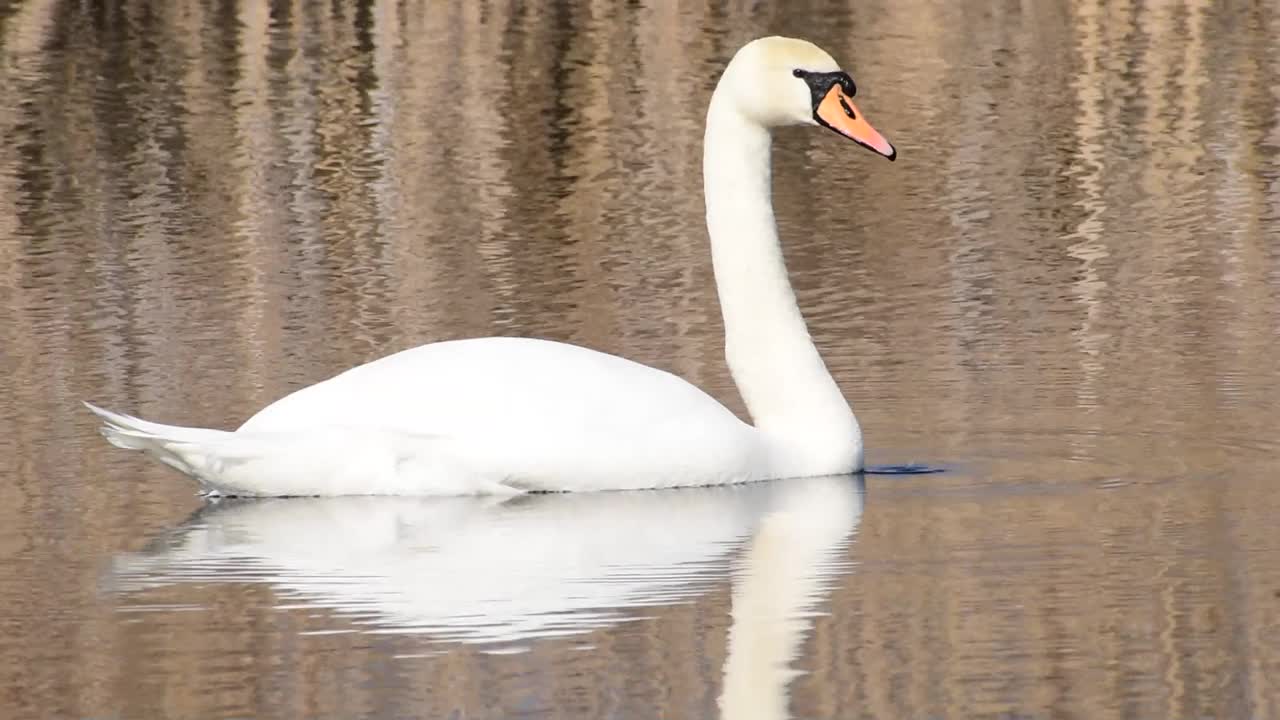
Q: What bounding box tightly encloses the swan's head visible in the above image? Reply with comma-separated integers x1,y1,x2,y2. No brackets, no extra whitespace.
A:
718,36,896,161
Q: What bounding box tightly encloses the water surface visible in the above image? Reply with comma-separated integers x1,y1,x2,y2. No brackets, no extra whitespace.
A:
2,0,1279,718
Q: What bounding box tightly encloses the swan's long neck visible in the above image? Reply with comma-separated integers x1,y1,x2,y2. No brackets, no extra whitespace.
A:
703,90,862,474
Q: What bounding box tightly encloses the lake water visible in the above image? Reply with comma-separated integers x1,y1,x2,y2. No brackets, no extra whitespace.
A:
2,0,1279,718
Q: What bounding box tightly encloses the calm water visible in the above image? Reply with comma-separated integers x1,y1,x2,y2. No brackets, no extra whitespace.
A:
2,0,1279,718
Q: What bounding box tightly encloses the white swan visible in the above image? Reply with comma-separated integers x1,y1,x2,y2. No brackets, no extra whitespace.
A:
86,37,896,496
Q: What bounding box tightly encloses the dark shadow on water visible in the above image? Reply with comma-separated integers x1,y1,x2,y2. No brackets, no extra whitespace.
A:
863,463,948,475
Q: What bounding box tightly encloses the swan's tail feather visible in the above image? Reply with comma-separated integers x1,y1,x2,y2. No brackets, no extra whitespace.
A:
84,402,519,496
83,402,231,483
84,402,224,444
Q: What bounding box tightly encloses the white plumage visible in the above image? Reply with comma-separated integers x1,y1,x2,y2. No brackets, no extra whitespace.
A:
89,338,763,494
87,37,897,496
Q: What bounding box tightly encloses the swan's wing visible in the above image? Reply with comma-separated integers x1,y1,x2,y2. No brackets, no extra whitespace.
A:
235,337,766,491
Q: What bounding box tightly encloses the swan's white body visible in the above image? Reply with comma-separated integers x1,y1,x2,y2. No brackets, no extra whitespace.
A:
88,37,896,496
91,339,767,495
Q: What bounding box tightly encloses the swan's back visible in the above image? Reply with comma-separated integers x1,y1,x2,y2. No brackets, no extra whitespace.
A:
238,338,763,492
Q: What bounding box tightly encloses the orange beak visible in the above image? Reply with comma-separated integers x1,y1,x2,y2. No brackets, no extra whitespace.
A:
815,85,896,161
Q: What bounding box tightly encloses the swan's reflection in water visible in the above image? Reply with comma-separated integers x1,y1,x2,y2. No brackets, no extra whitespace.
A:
111,476,863,718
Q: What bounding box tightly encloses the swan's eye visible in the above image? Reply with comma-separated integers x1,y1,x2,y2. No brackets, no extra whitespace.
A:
792,68,807,79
